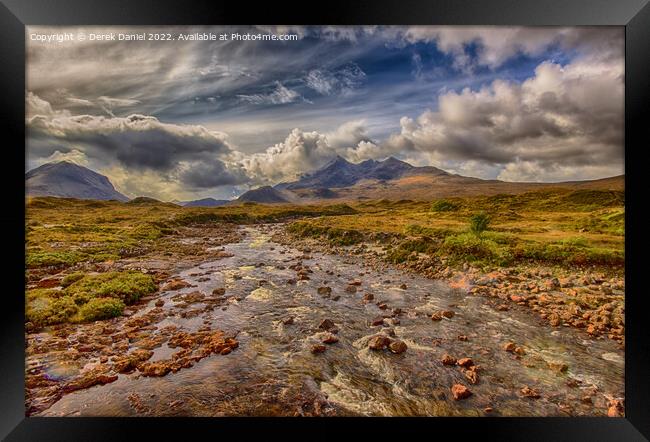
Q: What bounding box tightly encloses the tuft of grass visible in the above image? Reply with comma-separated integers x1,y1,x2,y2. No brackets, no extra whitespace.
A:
469,212,491,237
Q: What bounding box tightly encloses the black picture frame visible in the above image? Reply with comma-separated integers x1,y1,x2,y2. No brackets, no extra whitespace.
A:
1,0,648,440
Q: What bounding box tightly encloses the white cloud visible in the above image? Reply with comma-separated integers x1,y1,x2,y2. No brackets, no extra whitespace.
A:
366,55,624,180
237,81,302,105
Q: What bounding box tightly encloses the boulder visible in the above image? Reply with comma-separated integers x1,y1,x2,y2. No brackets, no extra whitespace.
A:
451,384,472,400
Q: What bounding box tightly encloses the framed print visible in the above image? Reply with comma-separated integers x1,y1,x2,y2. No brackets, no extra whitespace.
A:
1,0,648,440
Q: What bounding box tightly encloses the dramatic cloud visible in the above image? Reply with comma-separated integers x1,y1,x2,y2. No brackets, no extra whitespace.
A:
239,128,339,184
28,112,234,171
363,56,624,181
25,25,624,198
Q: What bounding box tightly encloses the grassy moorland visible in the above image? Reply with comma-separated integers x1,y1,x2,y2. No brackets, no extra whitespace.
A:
25,188,624,339
287,189,624,269
25,196,356,328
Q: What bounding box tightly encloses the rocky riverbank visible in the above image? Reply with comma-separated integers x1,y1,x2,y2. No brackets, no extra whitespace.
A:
273,228,625,348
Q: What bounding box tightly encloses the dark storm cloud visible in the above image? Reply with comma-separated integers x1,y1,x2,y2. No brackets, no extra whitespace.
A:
179,160,249,189
27,113,234,172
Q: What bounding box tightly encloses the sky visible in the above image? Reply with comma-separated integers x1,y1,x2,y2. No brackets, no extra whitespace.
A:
26,26,624,201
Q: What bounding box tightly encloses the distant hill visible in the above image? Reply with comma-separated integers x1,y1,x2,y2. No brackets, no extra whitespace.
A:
180,198,230,207
273,156,624,203
26,161,128,202
236,186,290,203
276,155,448,190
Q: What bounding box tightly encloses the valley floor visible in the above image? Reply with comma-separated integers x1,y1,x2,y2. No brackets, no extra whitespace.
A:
26,224,624,417
24,190,625,416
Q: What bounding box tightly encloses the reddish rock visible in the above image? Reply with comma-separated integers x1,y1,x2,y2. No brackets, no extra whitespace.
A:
154,299,165,307
431,312,443,321
503,342,516,352
322,334,339,344
212,287,226,296
371,317,385,326
317,286,332,296
345,285,357,293
607,399,624,417
399,284,407,289
318,319,335,330
283,316,295,325
464,370,479,385
457,357,474,368
389,340,408,354
311,344,326,354
377,303,388,310
441,310,455,319
457,335,469,341
520,386,541,399
441,354,457,366
451,384,472,400
140,362,172,377
163,279,191,291
363,293,375,301
368,335,391,351
547,361,569,373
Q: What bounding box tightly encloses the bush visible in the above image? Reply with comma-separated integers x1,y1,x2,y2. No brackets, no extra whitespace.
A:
77,298,125,322
439,233,510,264
469,212,491,236
431,199,460,212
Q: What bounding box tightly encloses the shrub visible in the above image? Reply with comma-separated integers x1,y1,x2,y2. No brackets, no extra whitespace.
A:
469,212,491,237
439,233,510,265
77,298,125,322
431,199,460,212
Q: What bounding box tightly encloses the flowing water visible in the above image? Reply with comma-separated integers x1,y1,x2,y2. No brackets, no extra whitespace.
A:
39,225,624,416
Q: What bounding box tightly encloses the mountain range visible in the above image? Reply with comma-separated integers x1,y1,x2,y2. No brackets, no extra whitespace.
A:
25,158,624,205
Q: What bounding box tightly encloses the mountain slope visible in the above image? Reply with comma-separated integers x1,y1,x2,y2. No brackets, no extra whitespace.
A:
236,186,289,203
26,161,129,202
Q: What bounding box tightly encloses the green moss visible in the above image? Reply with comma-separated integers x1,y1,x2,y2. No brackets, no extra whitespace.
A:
61,272,85,287
26,295,78,326
26,251,84,268
64,271,157,305
76,297,125,322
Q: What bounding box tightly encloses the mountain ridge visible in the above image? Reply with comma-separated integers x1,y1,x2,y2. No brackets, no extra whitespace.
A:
26,161,129,202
